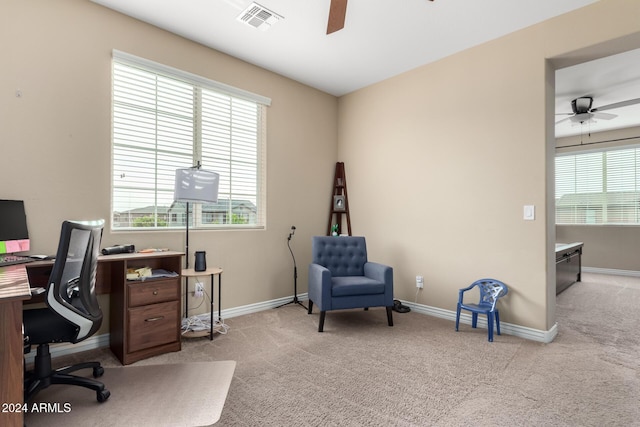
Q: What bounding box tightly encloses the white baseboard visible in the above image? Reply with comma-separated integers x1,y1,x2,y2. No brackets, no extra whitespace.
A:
582,266,640,277
227,294,557,343
220,293,310,319
399,266,640,343
402,301,558,343
26,293,312,364
30,291,561,363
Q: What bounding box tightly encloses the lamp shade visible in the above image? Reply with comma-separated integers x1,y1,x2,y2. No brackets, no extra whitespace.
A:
174,168,220,203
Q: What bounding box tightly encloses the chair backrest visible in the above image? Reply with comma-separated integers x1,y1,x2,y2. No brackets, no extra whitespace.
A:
46,219,104,343
476,278,508,310
312,236,368,277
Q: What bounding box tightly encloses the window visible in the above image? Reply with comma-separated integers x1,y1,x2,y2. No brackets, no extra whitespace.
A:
556,146,640,224
111,51,270,230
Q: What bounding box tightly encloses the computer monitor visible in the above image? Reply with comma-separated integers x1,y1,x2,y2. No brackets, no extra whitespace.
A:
0,199,30,255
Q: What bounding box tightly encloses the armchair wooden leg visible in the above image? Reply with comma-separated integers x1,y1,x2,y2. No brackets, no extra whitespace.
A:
308,300,313,314
318,311,326,332
386,306,393,327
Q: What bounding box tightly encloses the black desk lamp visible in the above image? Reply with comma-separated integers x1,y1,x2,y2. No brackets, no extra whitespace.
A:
174,165,220,268
275,225,307,310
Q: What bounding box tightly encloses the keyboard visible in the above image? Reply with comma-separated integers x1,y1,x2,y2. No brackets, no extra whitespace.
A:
0,254,35,267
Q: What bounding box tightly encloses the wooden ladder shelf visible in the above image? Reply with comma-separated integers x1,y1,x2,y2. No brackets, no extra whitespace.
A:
327,162,352,236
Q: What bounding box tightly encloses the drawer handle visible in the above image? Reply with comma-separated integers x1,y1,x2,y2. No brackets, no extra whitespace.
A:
153,289,159,295
145,316,164,322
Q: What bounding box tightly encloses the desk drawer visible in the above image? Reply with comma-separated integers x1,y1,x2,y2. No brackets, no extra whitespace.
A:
128,279,179,307
128,301,179,353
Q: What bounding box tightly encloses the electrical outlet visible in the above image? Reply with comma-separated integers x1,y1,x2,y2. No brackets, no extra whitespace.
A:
416,275,424,289
194,282,204,298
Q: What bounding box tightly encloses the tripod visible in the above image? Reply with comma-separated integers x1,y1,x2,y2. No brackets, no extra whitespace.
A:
275,226,307,310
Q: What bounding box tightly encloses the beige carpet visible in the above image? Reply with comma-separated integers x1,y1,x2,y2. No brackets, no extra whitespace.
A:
24,361,235,427
31,272,640,426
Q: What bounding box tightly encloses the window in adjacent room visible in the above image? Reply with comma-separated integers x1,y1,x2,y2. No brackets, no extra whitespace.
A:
555,145,640,225
111,51,270,230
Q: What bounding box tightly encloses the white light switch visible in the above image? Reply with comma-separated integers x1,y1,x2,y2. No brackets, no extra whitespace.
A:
524,205,535,220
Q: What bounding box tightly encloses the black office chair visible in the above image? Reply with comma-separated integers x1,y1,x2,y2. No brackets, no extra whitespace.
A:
23,219,110,403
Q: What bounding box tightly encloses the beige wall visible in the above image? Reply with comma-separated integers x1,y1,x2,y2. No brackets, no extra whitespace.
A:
4,0,640,338
338,0,640,332
556,126,640,271
2,0,338,332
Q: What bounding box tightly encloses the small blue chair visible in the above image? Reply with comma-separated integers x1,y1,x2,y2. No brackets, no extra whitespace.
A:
455,278,508,342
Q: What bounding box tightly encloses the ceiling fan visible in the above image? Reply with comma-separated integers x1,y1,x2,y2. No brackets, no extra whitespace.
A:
556,96,640,125
326,0,434,34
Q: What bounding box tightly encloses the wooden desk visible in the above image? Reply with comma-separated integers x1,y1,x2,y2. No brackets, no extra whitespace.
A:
0,264,32,427
100,251,184,365
22,251,185,361
0,251,184,424
23,251,165,296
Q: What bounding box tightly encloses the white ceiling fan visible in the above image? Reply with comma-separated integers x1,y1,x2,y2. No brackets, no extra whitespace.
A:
556,96,640,125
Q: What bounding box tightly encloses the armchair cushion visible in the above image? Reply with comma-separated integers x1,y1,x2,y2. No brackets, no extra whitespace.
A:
332,275,385,297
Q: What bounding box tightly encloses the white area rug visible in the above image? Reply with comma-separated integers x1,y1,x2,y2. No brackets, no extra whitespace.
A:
24,360,236,427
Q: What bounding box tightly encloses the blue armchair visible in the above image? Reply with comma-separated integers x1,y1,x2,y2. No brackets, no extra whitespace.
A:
307,236,394,332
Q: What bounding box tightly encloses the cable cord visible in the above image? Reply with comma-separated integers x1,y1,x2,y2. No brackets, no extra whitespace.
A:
181,286,230,335
181,313,230,335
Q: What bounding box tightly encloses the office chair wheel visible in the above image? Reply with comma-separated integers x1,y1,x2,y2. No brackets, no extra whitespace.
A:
97,389,111,403
93,366,104,378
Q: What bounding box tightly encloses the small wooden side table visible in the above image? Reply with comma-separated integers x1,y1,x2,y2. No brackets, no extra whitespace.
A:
182,267,223,340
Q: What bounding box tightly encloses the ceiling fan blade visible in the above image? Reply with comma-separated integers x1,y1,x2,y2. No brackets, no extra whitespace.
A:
593,112,617,120
592,97,640,112
327,0,347,34
555,117,572,125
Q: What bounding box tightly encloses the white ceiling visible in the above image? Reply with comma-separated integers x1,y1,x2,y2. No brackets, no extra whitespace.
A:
91,0,640,138
91,0,597,95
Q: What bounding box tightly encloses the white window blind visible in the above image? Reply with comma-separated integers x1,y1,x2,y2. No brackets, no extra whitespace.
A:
555,147,640,224
111,51,269,230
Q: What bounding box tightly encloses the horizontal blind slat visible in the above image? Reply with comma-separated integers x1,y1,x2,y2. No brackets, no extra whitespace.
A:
112,53,266,229
556,147,640,225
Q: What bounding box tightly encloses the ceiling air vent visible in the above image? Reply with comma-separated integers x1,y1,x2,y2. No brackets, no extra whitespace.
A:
237,2,283,31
